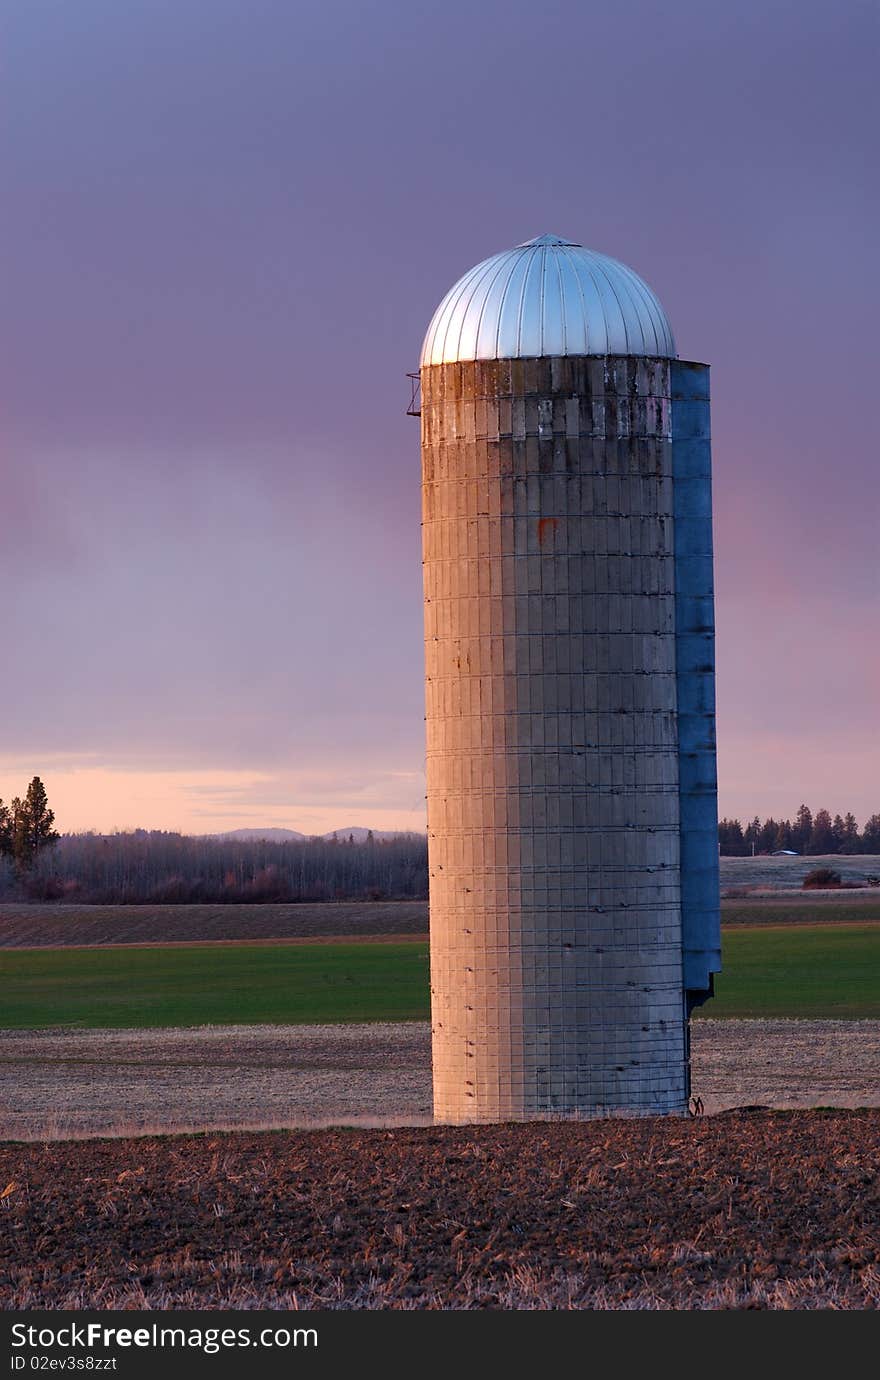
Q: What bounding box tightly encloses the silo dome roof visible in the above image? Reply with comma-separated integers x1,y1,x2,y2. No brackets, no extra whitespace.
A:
420,234,675,366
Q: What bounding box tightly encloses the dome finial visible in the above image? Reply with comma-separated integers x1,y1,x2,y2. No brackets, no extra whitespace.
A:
519,233,581,247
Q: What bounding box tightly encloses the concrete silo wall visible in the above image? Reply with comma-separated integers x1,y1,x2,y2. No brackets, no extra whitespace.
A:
421,356,688,1123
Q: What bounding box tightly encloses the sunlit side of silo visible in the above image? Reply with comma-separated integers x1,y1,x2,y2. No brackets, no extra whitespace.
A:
419,235,720,1123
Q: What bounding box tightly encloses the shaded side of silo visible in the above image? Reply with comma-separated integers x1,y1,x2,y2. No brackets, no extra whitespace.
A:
671,362,721,1011
421,356,688,1123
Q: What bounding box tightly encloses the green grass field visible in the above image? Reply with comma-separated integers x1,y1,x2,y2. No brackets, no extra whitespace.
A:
2,925,878,1029
0,941,430,1030
704,924,880,1019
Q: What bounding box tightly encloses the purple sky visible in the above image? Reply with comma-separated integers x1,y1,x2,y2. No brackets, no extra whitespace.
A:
1,0,877,833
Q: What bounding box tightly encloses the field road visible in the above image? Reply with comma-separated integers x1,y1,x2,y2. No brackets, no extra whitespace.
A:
1,1018,878,1140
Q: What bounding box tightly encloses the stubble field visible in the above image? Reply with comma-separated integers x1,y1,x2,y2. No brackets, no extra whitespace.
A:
1,1111,877,1309
2,1017,879,1142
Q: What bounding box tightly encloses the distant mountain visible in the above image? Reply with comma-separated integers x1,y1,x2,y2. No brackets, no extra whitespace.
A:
322,827,422,843
216,828,307,843
214,827,424,844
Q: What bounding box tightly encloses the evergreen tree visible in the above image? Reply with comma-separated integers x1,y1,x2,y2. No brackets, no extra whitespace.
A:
831,814,846,853
12,777,59,872
793,804,813,852
842,813,860,851
0,800,12,858
861,814,880,854
808,808,835,855
718,818,747,855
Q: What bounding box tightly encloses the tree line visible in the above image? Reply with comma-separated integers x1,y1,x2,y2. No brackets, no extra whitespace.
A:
0,821,429,905
4,779,879,901
718,805,880,857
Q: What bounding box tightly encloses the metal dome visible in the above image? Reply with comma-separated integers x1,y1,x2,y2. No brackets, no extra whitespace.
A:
420,234,675,366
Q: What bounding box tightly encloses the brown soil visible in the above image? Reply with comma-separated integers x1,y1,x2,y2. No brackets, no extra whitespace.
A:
0,900,429,947
1,1019,877,1143
1,1112,877,1309
3,889,880,949
719,893,880,924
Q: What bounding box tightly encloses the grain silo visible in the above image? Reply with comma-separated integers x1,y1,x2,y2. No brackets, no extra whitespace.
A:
418,234,720,1123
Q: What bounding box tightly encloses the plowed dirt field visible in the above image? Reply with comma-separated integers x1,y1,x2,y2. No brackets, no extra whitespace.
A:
1,1112,877,1309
